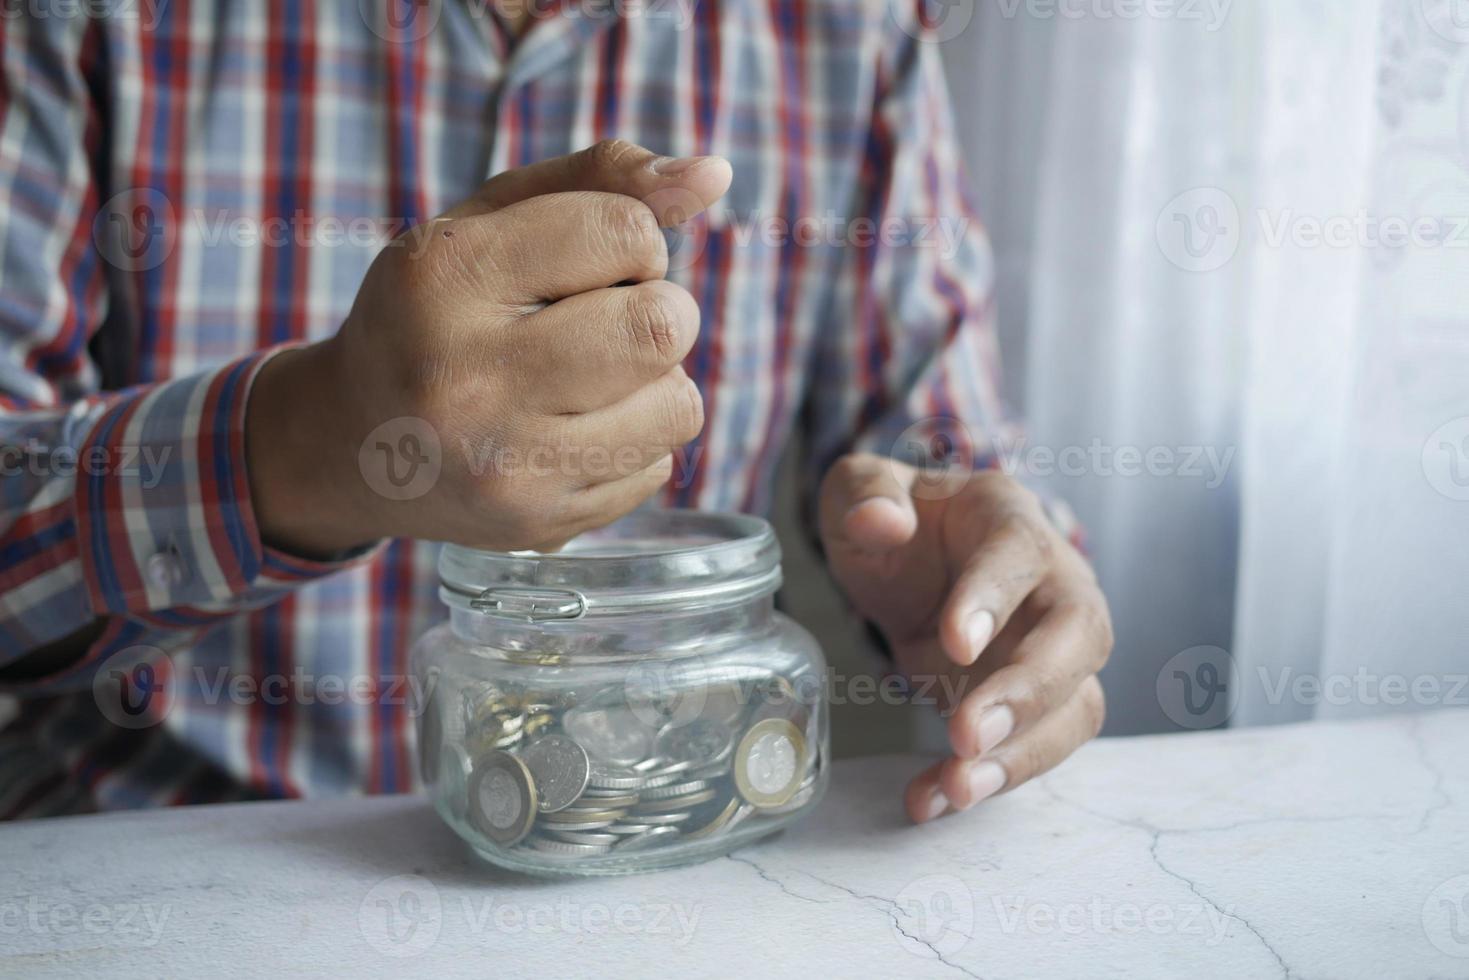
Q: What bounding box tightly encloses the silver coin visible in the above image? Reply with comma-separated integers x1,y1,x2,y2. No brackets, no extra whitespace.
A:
638,778,711,801
633,788,717,813
636,811,694,826
467,751,538,846
638,767,698,790
603,822,657,835
615,825,681,851
563,706,653,768
655,718,735,767
638,757,697,779
527,836,613,856
521,734,590,813
547,829,620,847
541,805,627,825
577,790,639,808
587,766,646,791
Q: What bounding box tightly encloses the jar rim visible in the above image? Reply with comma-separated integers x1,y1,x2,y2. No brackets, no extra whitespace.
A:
439,510,782,622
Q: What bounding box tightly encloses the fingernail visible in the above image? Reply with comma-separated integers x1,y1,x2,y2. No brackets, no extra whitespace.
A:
652,155,709,175
967,610,995,662
976,704,1015,754
964,761,1007,808
923,787,949,822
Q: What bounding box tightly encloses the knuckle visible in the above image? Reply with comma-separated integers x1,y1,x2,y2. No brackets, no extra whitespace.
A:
1012,665,1061,721
597,196,664,276
624,284,691,364
992,510,1052,561
582,138,638,174
1059,594,1115,666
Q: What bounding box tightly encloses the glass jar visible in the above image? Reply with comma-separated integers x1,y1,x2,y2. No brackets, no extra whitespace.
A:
411,510,829,876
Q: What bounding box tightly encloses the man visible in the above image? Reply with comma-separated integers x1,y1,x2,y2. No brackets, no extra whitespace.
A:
0,0,1110,824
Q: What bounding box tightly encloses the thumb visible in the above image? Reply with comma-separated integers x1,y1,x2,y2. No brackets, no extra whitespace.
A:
442,139,733,226
818,453,921,553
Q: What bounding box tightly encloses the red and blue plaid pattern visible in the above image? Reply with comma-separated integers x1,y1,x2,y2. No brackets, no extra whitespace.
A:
0,0,1012,816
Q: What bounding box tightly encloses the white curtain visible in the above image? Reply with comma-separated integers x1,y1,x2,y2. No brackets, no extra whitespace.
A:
940,0,1469,733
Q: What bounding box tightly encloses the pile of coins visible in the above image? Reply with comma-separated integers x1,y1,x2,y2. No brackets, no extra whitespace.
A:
426,672,823,860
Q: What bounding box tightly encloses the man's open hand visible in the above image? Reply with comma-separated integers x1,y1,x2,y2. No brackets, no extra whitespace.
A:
820,455,1113,822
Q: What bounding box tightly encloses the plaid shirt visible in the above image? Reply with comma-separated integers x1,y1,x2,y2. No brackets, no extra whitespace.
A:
0,0,1012,816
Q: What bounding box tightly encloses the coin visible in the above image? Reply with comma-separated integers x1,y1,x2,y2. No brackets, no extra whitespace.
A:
587,766,647,791
578,790,639,808
603,822,657,835
527,836,612,856
726,802,757,832
541,806,628,825
547,829,620,847
683,796,740,840
656,718,735,768
734,718,805,808
563,706,653,767
697,684,747,726
616,825,681,851
636,811,694,826
763,779,818,816
632,788,716,813
638,778,711,801
468,751,538,846
521,734,590,813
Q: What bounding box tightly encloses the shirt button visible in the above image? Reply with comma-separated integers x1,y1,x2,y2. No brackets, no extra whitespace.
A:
146,550,188,590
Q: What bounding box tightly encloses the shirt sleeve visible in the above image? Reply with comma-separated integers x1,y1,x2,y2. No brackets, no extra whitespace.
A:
0,14,374,694
802,0,1081,546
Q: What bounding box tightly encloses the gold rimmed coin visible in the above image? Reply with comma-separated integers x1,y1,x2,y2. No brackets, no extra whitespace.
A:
467,750,538,846
683,797,741,840
734,718,806,809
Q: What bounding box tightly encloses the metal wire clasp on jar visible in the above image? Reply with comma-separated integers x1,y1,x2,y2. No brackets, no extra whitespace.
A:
411,510,830,876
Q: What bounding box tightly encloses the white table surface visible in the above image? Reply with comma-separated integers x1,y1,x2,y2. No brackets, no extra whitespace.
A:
3,710,1467,979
